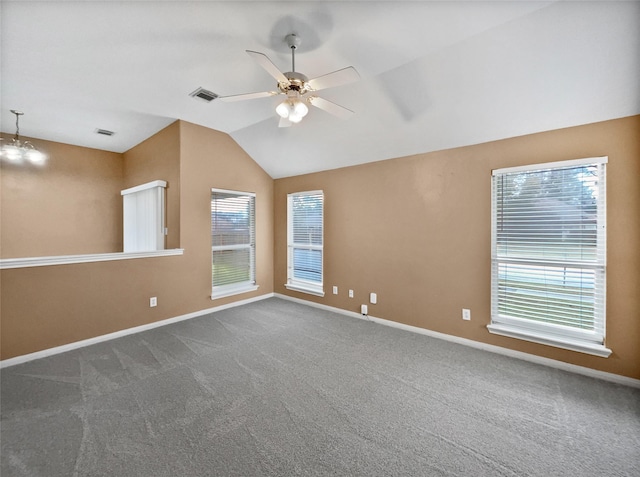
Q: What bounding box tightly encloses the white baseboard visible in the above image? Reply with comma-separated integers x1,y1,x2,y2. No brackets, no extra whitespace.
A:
275,294,640,389
0,293,275,369
5,292,639,389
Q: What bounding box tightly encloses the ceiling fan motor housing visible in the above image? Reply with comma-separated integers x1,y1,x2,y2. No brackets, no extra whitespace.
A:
279,71,309,93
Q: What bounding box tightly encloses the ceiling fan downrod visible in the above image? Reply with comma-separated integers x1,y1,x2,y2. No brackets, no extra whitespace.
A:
285,33,301,72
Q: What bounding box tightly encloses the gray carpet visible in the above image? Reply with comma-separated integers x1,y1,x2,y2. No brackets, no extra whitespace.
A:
1,298,639,477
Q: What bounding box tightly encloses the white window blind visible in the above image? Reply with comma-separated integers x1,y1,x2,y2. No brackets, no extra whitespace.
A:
211,189,257,299
121,180,166,253
286,191,324,296
489,157,609,356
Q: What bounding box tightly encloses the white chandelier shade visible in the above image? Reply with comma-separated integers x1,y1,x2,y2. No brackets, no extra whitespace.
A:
275,92,309,124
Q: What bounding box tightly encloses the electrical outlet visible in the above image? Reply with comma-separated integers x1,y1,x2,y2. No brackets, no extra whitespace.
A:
150,297,157,307
333,286,338,295
361,304,368,315
349,289,354,298
370,292,377,304
462,308,471,321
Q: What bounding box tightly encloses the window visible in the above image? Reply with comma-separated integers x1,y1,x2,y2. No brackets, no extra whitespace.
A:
489,157,609,357
286,191,324,296
121,180,167,252
211,189,257,299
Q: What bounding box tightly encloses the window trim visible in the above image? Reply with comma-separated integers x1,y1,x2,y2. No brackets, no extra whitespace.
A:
285,190,325,297
210,188,258,300
488,156,610,357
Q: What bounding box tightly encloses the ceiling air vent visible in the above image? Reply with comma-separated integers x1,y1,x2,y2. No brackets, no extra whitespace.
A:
95,128,115,136
190,87,219,103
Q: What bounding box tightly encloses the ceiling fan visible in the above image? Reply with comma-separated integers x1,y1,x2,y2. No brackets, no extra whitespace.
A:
220,34,360,127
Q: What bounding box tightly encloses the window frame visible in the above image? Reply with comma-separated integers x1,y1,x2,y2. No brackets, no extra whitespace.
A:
285,190,325,297
210,188,258,300
488,157,611,357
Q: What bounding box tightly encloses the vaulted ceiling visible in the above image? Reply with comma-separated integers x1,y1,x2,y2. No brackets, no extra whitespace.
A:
2,1,639,178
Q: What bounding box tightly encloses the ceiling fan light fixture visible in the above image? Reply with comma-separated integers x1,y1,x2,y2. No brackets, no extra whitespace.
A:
276,94,309,124
294,100,309,117
288,112,304,124
276,100,291,119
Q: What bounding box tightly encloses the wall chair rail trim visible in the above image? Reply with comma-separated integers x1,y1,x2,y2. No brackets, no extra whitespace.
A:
0,249,185,269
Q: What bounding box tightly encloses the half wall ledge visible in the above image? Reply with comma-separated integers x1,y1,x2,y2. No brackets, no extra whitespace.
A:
0,249,184,269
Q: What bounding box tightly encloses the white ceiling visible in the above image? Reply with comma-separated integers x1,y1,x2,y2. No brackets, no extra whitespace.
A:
2,1,639,178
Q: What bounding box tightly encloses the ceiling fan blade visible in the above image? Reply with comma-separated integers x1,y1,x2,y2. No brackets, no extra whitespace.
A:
308,96,354,119
278,117,293,128
246,50,289,85
307,66,360,92
219,91,279,102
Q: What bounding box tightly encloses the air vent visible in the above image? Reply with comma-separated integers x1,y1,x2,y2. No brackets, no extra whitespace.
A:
95,128,115,136
190,87,219,103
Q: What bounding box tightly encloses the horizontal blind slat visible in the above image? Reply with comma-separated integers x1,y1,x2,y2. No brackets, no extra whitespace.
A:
211,190,256,289
491,161,606,342
288,192,324,286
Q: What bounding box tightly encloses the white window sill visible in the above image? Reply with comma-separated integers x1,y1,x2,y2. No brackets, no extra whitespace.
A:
285,283,325,297
487,323,612,358
0,249,184,270
211,284,259,300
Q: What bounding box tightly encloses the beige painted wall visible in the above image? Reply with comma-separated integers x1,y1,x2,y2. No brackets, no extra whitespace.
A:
0,121,274,359
176,121,274,310
123,121,181,249
1,116,636,379
274,115,640,379
0,135,124,258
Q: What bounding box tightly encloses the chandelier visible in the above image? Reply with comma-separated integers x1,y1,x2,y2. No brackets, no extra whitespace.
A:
1,110,46,164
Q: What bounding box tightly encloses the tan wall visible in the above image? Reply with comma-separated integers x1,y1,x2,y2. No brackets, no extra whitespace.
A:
1,116,636,379
123,121,181,249
176,121,274,311
274,115,640,379
0,121,274,360
0,135,124,258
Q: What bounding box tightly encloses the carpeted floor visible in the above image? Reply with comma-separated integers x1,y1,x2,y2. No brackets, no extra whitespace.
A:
2,297,639,476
